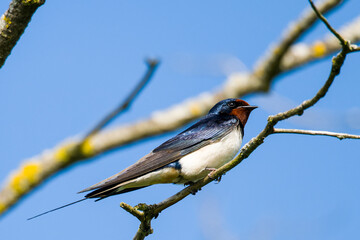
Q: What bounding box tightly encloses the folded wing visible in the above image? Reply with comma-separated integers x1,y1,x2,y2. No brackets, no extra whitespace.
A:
80,114,238,198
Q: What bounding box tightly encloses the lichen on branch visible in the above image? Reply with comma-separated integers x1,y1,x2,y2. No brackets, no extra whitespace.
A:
119,1,360,238
0,0,45,68
0,0,359,219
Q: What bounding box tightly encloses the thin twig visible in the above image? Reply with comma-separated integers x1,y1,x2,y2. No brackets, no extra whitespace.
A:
120,202,144,221
0,0,354,217
121,17,360,240
84,59,160,139
308,0,347,46
280,16,360,71
120,203,155,240
350,45,360,52
273,128,360,140
252,0,343,89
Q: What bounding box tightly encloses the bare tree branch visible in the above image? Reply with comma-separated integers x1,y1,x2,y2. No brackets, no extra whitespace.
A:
0,0,352,216
280,16,360,71
0,61,159,216
251,0,342,90
273,128,360,140
125,42,359,240
120,4,360,238
309,0,347,46
0,0,45,68
308,0,360,54
84,59,160,139
120,203,153,240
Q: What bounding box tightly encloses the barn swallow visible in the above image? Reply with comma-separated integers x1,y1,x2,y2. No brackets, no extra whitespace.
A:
28,98,256,219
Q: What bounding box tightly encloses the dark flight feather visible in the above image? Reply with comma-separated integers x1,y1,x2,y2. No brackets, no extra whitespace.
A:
80,114,239,198
28,198,87,220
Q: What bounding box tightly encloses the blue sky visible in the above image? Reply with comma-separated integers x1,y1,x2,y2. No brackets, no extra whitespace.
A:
0,1,360,239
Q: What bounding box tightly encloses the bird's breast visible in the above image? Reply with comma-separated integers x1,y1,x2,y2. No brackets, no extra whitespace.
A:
177,127,242,183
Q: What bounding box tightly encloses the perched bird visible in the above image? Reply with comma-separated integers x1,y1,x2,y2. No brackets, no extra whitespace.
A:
28,98,256,219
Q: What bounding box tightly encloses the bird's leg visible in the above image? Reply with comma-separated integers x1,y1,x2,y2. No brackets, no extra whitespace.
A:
204,167,222,183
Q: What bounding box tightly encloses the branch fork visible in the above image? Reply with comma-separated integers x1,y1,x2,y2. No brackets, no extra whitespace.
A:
120,202,158,239
3,0,360,217
119,1,360,239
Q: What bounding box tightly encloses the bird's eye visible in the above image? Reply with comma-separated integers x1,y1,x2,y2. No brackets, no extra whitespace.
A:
228,102,236,108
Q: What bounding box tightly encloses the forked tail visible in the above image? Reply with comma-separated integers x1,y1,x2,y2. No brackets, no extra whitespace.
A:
27,198,87,220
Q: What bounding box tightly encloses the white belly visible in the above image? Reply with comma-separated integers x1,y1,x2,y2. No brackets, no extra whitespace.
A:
177,128,242,183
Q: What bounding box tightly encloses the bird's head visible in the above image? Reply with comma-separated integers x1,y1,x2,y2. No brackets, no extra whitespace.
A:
209,98,257,126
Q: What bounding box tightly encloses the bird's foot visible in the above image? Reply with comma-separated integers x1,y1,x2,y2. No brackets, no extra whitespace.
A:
205,167,222,183
190,187,201,195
